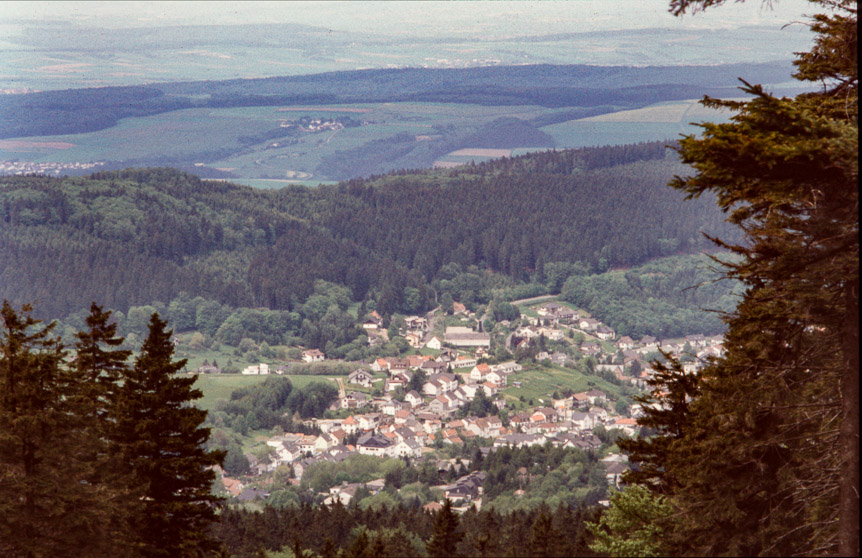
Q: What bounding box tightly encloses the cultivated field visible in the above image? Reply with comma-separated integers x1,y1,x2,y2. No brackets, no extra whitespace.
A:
0,99,735,183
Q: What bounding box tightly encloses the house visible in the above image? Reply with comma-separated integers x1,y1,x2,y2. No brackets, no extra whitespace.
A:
450,355,478,369
586,389,607,404
530,407,558,424
241,363,269,375
370,358,389,372
362,311,383,330
266,438,302,463
348,369,374,387
301,349,325,363
572,392,590,408
404,316,428,331
469,363,492,382
605,461,629,489
538,327,564,341
325,482,367,505
356,433,393,457
341,391,369,409
535,302,578,324
222,476,245,497
387,358,410,375
485,370,507,388
617,336,635,350
423,501,444,512
394,409,414,424
481,382,498,397
405,390,424,407
428,395,452,414
493,433,544,448
405,332,424,348
420,360,447,375
570,411,595,431
589,407,609,423
425,336,443,350
436,373,458,392
639,335,659,351
356,413,381,431
549,352,569,366
443,471,487,503
509,412,533,433
579,318,600,331
393,438,423,458
384,374,409,393
536,302,565,317
381,399,403,416
196,364,221,374
340,415,359,434
595,326,615,340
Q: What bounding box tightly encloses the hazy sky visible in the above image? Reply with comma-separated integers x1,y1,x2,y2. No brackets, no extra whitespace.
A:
3,0,814,35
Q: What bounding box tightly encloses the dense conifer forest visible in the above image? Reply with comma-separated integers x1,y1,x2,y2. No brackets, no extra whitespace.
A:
0,142,735,323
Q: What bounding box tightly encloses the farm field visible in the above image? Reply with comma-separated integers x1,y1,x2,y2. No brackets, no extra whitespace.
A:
0,98,734,182
540,99,732,147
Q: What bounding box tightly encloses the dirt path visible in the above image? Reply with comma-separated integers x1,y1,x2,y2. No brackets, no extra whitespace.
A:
335,377,346,398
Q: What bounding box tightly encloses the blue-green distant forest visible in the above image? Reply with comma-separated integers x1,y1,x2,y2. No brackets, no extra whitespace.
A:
0,63,795,139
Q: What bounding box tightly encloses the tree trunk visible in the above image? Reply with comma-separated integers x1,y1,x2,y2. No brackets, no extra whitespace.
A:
838,282,859,557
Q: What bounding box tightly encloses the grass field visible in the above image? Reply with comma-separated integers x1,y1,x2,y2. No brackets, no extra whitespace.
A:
501,364,622,409
193,373,345,411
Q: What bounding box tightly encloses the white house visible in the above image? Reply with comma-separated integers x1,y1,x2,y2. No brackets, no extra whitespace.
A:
302,349,325,363
241,363,270,375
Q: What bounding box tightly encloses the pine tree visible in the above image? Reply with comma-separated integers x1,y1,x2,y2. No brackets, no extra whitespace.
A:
618,1,858,555
617,354,699,492
72,303,138,551
114,312,225,557
426,499,463,558
0,302,115,557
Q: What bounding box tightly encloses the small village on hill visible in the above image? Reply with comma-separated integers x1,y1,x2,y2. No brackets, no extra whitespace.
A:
204,299,724,510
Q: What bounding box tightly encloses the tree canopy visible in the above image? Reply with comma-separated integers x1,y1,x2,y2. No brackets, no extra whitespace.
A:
611,1,858,555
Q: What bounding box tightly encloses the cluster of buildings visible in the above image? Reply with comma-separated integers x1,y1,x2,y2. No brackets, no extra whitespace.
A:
0,160,105,176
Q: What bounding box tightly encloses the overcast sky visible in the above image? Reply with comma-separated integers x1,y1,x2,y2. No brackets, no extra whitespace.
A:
2,0,814,36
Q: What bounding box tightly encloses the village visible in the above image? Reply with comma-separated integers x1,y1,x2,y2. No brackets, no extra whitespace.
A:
212,299,725,510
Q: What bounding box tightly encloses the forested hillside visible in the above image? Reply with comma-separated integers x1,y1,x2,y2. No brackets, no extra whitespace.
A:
0,142,737,320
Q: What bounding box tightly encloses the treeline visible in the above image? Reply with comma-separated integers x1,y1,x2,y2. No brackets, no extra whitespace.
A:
213,499,600,557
